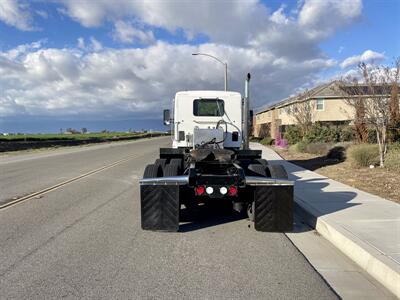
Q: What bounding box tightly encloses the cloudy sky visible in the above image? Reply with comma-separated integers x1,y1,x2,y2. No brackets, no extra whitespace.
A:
0,0,399,133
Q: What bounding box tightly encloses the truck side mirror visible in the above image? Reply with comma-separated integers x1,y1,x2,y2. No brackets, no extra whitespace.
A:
163,109,171,126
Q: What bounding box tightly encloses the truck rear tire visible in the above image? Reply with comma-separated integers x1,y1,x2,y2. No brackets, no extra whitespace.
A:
269,164,288,179
255,158,268,166
143,164,163,178
154,158,167,171
169,158,183,172
247,164,267,177
164,164,179,177
237,159,252,170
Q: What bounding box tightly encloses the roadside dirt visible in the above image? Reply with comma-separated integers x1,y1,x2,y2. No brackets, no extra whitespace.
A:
274,147,400,204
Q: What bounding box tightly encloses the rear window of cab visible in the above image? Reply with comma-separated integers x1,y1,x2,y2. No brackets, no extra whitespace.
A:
193,99,224,116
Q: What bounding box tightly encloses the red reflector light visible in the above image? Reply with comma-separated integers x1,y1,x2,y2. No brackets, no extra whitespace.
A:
228,186,238,196
195,186,205,195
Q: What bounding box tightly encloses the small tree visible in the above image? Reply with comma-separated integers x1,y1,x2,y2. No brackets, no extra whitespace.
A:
338,78,368,142
81,127,88,134
388,58,400,141
66,128,80,134
286,90,315,136
340,61,399,167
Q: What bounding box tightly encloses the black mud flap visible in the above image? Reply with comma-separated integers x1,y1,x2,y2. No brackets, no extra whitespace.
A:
254,185,293,232
140,185,180,232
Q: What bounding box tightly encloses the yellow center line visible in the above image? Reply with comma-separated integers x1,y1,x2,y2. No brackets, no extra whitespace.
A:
0,153,143,210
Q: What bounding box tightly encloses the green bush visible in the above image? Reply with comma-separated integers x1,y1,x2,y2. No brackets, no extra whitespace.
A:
388,124,400,143
339,127,355,142
249,136,262,142
295,141,308,152
385,144,400,172
284,126,302,144
367,129,377,143
347,144,380,167
305,142,333,155
303,122,340,143
283,124,355,145
260,136,275,146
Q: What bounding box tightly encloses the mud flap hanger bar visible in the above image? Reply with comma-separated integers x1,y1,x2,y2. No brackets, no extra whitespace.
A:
244,176,294,186
140,176,189,186
139,176,294,186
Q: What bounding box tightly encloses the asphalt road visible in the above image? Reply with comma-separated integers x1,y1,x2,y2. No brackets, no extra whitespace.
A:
0,137,337,299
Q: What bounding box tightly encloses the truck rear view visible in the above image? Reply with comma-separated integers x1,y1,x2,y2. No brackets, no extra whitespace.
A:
140,75,294,232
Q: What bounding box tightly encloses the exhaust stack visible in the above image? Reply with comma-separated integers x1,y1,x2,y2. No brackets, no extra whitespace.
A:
243,73,251,149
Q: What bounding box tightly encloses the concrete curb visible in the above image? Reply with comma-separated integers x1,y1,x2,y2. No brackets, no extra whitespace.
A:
293,195,400,298
252,142,399,296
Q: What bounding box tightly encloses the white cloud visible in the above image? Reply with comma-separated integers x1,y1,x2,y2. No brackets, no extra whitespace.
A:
89,37,103,52
0,0,35,31
77,37,85,49
0,42,336,118
58,0,362,45
35,10,48,19
340,50,385,68
58,0,270,46
270,5,290,25
56,0,362,62
112,21,155,45
0,1,365,120
76,37,102,52
299,0,362,39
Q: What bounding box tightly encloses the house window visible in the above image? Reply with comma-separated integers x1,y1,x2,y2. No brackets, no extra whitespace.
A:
316,99,324,111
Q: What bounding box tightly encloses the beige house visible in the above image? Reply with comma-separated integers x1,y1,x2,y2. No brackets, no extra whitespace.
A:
253,81,356,138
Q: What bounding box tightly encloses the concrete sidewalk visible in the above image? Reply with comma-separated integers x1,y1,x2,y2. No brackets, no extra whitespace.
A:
251,143,400,298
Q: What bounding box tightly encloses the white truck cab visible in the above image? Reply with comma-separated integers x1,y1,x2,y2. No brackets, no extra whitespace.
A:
141,74,294,233
165,90,243,149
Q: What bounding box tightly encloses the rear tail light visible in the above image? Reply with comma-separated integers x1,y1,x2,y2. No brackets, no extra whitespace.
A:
195,186,205,195
228,186,238,196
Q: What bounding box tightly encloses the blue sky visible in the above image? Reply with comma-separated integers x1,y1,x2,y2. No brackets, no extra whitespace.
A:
0,0,399,133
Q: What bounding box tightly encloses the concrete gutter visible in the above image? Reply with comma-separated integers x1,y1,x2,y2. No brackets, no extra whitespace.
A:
251,143,400,298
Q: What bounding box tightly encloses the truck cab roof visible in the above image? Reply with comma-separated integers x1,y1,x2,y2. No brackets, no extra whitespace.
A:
175,90,241,98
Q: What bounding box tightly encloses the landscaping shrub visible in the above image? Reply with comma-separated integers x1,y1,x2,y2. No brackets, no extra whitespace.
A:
339,127,355,142
283,123,356,145
367,129,377,143
303,122,340,143
385,144,400,172
249,136,262,142
347,144,380,167
260,136,275,146
388,124,400,143
304,142,333,155
295,141,308,152
284,126,302,144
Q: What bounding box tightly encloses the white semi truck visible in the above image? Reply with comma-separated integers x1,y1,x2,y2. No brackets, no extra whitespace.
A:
140,74,294,232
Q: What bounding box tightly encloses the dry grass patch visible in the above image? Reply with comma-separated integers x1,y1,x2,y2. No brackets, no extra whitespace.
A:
274,146,400,203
